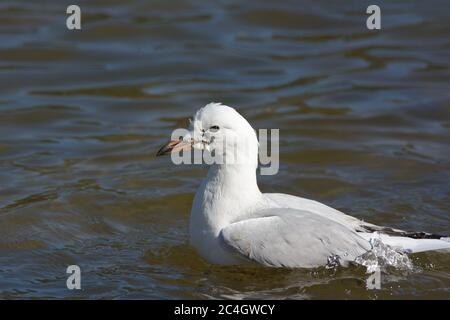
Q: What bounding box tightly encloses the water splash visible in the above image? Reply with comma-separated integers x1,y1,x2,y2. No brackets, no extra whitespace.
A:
325,254,341,269
355,236,414,273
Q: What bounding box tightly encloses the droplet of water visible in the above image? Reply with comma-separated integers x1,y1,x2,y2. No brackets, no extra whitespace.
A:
355,236,414,273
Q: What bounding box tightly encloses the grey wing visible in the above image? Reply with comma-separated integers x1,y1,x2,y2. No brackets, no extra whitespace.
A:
265,193,403,234
220,208,371,268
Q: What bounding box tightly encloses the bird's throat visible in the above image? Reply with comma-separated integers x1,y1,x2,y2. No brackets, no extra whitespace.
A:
192,164,262,232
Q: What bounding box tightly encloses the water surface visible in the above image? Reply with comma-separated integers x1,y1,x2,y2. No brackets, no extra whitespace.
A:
0,0,449,299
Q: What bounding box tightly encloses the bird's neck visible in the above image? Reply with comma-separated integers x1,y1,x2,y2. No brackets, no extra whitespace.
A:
191,163,262,233
206,163,261,203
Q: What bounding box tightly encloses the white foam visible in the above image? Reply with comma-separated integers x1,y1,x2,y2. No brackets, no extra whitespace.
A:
355,237,414,273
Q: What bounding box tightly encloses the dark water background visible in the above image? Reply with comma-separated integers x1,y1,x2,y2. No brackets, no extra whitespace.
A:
0,0,449,299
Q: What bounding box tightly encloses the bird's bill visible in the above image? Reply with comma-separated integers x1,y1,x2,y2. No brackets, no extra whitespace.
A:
156,139,192,156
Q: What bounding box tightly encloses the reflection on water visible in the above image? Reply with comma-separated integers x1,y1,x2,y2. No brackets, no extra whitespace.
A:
0,0,449,299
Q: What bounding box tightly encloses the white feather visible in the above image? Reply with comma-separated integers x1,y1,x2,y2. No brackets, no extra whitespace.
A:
185,103,449,268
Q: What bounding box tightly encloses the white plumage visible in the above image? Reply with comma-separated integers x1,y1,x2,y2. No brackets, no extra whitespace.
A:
163,103,450,268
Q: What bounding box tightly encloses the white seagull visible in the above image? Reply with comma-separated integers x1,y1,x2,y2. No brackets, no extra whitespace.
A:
157,103,450,268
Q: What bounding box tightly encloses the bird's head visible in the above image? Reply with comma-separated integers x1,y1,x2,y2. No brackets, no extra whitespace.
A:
157,103,258,166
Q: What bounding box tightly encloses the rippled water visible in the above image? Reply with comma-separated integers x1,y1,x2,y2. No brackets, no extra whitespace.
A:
0,0,449,299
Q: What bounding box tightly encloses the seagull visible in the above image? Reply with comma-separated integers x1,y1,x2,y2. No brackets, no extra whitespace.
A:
157,103,450,268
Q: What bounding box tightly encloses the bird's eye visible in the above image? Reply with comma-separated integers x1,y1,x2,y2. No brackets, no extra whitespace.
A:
209,125,220,132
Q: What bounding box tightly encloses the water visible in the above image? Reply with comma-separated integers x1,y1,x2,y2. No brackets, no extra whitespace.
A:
0,0,449,299
355,238,414,274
